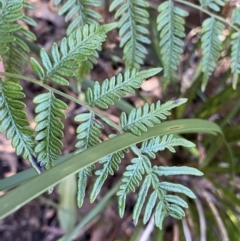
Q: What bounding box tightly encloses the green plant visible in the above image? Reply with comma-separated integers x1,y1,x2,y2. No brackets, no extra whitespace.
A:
0,0,239,240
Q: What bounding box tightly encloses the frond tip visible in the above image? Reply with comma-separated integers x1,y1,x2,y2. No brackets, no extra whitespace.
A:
120,98,187,135
157,1,188,81
86,68,162,109
110,0,150,69
30,23,117,85
141,135,195,158
201,17,224,91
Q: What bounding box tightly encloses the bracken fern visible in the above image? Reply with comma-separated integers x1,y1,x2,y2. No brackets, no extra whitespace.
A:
2,0,238,233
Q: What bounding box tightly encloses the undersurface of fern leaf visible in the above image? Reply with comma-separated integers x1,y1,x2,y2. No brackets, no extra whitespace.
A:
117,156,146,217
30,23,116,85
141,134,195,158
54,0,102,35
199,0,229,12
0,79,39,172
110,0,150,69
86,68,162,109
201,18,224,91
230,31,240,89
120,98,187,135
157,1,188,81
0,0,36,78
75,112,103,207
34,92,67,170
90,142,128,203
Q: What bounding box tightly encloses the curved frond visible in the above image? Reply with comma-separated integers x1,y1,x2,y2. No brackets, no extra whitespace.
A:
0,0,36,79
74,112,103,207
34,92,67,170
120,98,187,135
199,0,229,12
201,17,224,91
110,0,150,69
0,79,38,171
30,23,116,85
141,134,195,158
86,68,162,109
157,1,188,81
54,0,102,35
230,31,240,89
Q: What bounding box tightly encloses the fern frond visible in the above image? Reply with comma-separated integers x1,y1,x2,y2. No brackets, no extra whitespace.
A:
110,0,150,69
120,98,187,135
86,68,162,109
0,79,38,171
90,144,128,202
54,0,102,35
0,0,36,78
117,156,146,217
33,92,67,170
199,0,229,12
201,18,224,91
141,134,195,158
230,31,240,89
74,112,103,207
30,23,116,85
157,1,188,81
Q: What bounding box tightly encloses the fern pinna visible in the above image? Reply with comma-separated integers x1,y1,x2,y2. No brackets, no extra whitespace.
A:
199,0,227,90
110,0,150,69
157,0,188,82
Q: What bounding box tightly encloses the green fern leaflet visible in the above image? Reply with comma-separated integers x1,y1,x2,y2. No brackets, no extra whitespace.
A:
110,0,150,69
120,98,187,135
30,23,116,85
231,31,240,89
0,79,38,172
201,18,224,91
34,92,67,170
75,112,103,207
86,68,162,109
157,1,188,81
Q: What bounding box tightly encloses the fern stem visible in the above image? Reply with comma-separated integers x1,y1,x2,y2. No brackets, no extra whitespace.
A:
0,71,122,133
173,0,239,32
